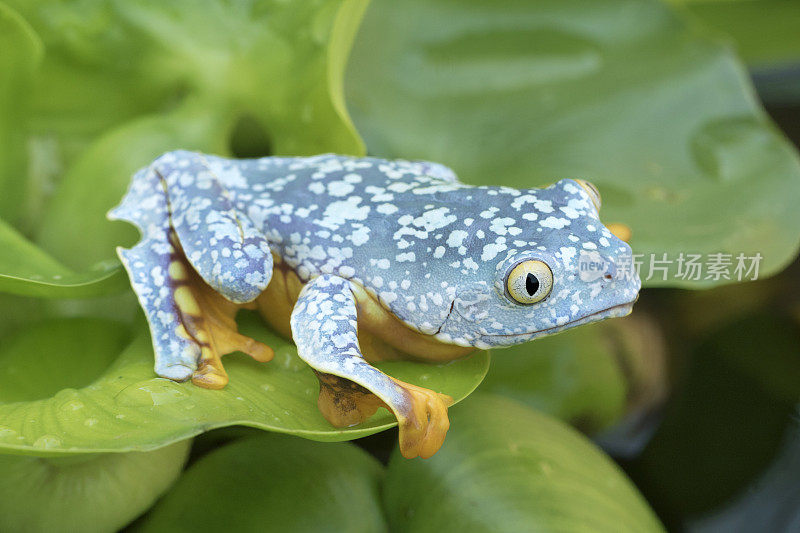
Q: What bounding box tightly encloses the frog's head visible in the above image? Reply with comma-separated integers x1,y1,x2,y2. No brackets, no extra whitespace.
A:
433,178,641,349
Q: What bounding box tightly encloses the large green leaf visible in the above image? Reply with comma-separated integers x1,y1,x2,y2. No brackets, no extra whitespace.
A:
0,441,190,533
0,2,42,224
674,0,800,105
9,0,368,154
139,434,386,532
0,217,126,297
29,0,368,271
346,0,800,287
482,312,668,434
35,98,235,271
382,393,664,532
673,0,800,67
482,321,628,432
0,313,488,455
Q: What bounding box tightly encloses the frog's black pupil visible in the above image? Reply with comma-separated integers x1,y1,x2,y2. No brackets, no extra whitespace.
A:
525,273,539,296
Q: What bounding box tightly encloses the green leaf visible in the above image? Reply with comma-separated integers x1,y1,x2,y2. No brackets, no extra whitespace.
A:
0,313,489,455
0,441,190,533
483,313,669,434
482,321,628,433
10,0,369,150
35,97,235,271
139,434,386,532
673,0,800,67
0,217,127,298
0,2,42,224
31,0,369,270
0,317,131,403
346,0,800,287
382,393,664,532
108,0,369,155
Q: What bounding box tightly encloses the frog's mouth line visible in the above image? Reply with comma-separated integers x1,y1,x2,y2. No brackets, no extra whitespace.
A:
479,299,637,342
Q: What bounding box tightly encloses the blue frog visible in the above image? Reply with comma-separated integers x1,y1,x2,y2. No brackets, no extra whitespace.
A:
109,151,640,458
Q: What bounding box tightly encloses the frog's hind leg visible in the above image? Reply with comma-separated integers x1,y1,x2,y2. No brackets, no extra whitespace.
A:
109,163,273,389
152,150,274,305
166,237,274,389
290,274,454,459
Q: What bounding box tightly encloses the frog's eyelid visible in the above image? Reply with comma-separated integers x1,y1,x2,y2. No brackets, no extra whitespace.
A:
574,179,602,211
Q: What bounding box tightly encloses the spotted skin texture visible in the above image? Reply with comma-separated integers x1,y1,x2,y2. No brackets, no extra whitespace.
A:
290,275,408,413
110,150,641,457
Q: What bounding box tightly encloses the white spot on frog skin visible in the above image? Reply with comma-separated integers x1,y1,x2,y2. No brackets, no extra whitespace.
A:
481,243,506,261
151,266,165,286
380,291,398,304
328,181,355,197
540,216,570,229
416,207,456,231
489,217,515,235
463,257,479,270
560,246,577,264
349,226,370,246
376,203,398,215
479,207,499,219
447,230,468,248
560,205,580,219
319,197,370,228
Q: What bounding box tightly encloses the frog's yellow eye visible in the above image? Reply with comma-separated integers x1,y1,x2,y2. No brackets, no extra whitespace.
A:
575,179,601,212
506,260,553,305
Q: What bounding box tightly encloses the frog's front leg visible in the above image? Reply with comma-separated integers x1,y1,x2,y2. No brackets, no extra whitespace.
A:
290,274,453,459
109,157,273,388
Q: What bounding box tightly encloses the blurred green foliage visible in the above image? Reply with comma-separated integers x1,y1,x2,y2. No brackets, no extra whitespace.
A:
0,0,798,531
0,440,190,532
139,434,387,532
673,0,800,67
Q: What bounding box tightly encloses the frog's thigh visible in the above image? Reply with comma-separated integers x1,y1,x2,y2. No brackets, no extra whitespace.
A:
153,150,273,304
290,274,454,459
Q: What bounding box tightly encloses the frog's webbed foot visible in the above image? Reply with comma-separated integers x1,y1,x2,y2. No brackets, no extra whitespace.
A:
291,274,453,459
169,248,274,389
391,378,453,460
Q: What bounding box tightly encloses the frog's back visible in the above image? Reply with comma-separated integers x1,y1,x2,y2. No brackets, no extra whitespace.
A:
216,154,464,279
